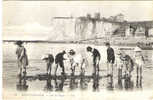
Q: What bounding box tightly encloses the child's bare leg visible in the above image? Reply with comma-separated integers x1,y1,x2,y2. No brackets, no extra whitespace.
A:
140,66,142,87
82,68,85,75
22,64,27,77
111,63,113,75
54,64,58,75
93,63,96,76
73,66,75,75
18,62,22,76
136,66,138,87
71,66,74,75
107,63,113,87
111,63,114,86
119,68,123,89
49,64,52,75
23,67,26,75
107,62,109,75
136,66,140,87
47,63,49,74
140,66,142,79
96,66,99,75
107,63,110,83
108,63,111,75
18,67,22,76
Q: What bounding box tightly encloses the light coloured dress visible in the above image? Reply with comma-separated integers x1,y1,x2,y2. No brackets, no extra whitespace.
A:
69,53,87,71
134,46,144,67
135,52,144,67
16,46,28,68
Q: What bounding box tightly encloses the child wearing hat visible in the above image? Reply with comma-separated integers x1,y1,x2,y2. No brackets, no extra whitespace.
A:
134,45,145,87
15,41,29,77
41,54,54,75
115,50,124,74
134,46,145,67
116,50,134,89
68,49,87,75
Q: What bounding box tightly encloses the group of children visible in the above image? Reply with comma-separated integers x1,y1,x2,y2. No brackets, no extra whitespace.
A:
15,41,145,88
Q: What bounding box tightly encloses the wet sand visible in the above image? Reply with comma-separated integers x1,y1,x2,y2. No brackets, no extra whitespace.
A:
2,42,153,92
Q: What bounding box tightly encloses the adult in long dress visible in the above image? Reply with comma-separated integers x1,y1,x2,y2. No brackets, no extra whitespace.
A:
15,41,28,77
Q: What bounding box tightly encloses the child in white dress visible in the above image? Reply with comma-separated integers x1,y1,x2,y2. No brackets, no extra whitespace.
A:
134,46,145,87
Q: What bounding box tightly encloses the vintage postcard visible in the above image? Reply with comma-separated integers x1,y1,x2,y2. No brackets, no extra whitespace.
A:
2,1,153,100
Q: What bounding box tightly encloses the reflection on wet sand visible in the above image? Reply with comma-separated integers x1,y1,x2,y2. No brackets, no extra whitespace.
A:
44,74,53,91
4,43,151,92
16,70,28,91
15,56,143,92
16,72,118,92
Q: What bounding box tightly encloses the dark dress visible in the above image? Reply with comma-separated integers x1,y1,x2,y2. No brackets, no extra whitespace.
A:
120,55,134,73
92,48,101,64
92,48,101,74
55,52,66,73
107,47,115,64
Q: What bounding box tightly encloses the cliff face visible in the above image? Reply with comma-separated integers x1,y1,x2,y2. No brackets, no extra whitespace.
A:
75,17,126,40
50,17,124,41
48,18,76,41
49,17,153,41
75,18,94,40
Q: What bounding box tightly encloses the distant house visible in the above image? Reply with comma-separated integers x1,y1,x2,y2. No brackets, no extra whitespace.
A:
115,13,125,22
108,13,125,22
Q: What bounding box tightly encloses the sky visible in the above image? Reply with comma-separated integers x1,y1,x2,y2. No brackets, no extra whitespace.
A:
3,1,153,40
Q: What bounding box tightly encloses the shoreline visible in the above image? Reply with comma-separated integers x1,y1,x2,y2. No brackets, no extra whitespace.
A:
3,38,153,47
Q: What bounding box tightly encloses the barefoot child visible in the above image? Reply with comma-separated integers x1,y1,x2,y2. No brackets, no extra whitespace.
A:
134,46,145,87
86,46,101,76
105,42,115,77
68,49,87,75
116,50,134,89
41,54,54,75
55,50,67,75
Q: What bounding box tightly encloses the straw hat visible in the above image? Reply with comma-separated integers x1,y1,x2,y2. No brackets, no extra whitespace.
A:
116,50,121,55
68,49,75,55
134,46,142,52
41,54,49,60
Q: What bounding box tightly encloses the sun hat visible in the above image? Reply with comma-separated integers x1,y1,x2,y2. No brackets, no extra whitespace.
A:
134,46,142,52
116,49,124,55
41,54,49,60
68,49,75,55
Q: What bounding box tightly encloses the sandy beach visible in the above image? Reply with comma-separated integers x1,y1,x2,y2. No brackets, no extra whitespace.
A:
2,42,153,92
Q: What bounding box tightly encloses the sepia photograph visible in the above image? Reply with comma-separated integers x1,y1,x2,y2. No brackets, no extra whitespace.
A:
2,1,153,100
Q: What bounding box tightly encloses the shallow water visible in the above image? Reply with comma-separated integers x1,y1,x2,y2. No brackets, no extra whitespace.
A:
2,42,153,92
